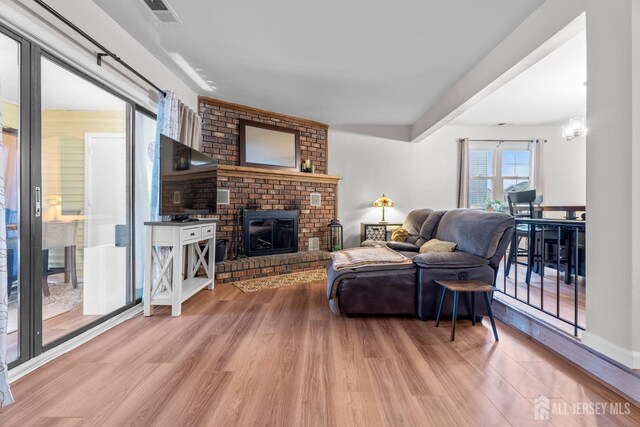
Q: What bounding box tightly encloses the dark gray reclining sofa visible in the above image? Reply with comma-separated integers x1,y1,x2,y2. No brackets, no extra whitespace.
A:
326,208,515,320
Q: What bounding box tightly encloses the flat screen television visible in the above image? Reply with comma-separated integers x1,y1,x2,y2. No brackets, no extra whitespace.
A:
159,134,217,219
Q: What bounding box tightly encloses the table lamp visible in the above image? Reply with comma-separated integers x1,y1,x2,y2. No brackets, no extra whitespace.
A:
373,194,394,223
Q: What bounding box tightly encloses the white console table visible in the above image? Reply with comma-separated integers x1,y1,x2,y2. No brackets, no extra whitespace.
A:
143,220,217,316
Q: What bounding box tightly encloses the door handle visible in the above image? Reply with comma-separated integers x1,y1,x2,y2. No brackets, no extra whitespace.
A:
34,186,41,217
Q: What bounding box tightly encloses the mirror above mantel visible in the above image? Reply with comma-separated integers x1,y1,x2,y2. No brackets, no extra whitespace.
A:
239,119,301,171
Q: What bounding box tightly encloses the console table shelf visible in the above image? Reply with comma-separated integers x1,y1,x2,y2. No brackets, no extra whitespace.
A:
143,220,217,316
151,277,212,305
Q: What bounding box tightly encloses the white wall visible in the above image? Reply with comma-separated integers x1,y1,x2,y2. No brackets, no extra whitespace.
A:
632,0,640,373
329,125,460,248
580,0,639,369
0,0,198,110
542,130,586,206
329,124,586,248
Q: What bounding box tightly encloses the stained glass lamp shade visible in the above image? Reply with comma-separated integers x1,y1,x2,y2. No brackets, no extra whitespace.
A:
373,194,394,223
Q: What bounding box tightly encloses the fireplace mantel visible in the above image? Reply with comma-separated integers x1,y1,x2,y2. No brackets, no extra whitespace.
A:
214,164,340,185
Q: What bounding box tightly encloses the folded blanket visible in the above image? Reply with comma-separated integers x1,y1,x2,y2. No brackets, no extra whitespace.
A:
330,246,413,271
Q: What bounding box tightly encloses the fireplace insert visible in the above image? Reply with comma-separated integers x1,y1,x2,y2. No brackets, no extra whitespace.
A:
243,210,299,257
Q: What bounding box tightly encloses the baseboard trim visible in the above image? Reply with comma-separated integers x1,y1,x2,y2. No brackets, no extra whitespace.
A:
492,299,640,407
8,304,143,383
581,331,640,370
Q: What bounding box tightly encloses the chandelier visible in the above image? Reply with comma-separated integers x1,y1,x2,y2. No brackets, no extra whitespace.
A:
562,117,586,141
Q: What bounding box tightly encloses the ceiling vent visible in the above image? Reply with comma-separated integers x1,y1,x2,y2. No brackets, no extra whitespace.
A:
142,0,182,24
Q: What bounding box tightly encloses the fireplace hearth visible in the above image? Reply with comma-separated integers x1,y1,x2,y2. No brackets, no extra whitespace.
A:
243,210,299,257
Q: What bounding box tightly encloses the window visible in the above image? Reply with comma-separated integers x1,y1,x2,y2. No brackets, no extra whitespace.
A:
469,150,493,208
501,150,530,197
469,142,530,208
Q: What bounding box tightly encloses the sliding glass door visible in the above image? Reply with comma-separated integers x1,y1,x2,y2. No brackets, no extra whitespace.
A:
0,21,150,367
39,55,132,347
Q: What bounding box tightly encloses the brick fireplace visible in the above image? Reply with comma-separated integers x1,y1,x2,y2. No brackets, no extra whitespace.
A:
199,97,339,284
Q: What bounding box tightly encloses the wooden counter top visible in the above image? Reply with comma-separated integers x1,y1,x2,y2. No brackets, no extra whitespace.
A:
214,164,340,184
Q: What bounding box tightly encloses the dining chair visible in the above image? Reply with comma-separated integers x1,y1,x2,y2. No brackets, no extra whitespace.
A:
505,190,567,284
505,190,537,283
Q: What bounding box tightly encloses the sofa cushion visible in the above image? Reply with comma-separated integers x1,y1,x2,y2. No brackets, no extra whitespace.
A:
402,209,434,243
419,239,457,254
328,262,417,316
396,250,421,260
434,209,514,260
415,210,447,247
386,241,420,252
326,259,416,301
413,251,490,269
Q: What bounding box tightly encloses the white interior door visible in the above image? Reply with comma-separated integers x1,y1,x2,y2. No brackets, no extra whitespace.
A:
84,133,127,247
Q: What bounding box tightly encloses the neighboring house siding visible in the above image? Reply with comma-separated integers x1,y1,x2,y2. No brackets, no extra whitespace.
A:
42,110,126,275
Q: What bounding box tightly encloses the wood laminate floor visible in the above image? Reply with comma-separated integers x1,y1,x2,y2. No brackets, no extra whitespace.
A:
6,306,101,362
1,280,638,426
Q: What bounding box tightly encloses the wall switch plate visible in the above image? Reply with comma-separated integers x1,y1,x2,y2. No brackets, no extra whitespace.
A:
310,192,321,207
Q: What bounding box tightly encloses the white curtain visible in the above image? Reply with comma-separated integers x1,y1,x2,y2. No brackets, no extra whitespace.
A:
150,91,180,221
530,138,545,200
178,102,202,151
457,138,470,208
149,93,203,221
134,113,155,294
0,79,14,407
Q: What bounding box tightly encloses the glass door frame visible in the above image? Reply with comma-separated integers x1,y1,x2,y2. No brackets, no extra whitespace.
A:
2,21,152,367
37,50,137,354
2,23,34,370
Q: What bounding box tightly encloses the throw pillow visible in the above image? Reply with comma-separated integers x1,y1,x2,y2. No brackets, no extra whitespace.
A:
419,239,457,254
391,227,409,242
